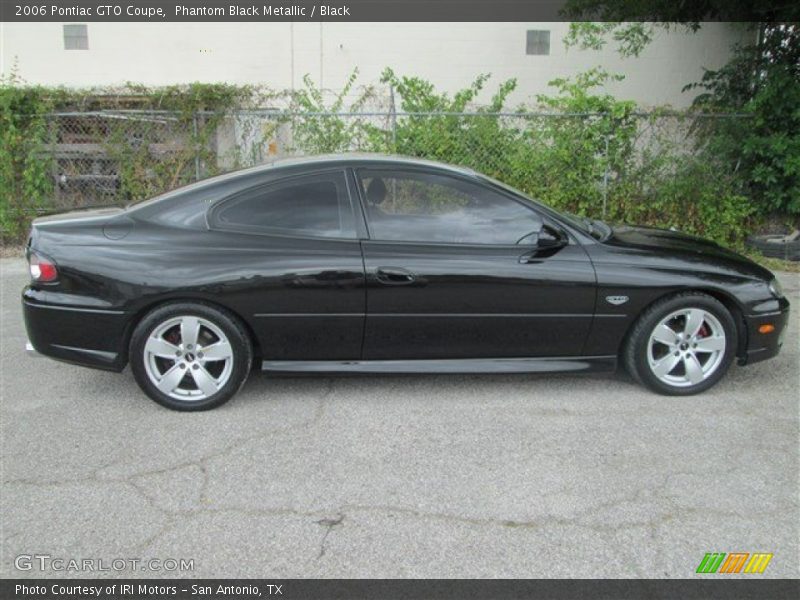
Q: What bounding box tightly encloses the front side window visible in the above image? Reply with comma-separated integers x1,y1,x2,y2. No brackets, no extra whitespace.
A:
358,169,542,245
213,171,356,239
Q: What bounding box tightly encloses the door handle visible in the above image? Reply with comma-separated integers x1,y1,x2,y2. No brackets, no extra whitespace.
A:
375,267,417,285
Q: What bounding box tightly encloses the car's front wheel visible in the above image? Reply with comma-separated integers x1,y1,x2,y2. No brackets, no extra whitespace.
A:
623,292,737,395
130,302,252,410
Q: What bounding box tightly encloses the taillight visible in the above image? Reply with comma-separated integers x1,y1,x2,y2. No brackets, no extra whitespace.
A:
29,252,59,283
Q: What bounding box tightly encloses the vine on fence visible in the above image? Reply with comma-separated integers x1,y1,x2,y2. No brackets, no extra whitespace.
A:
290,68,386,153
0,74,56,242
290,68,754,246
0,69,762,247
0,78,266,240
104,84,261,202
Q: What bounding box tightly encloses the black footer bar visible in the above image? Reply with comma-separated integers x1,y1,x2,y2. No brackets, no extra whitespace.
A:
3,579,800,600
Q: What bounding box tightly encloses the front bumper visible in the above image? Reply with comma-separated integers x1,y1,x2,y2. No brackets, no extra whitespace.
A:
739,298,791,366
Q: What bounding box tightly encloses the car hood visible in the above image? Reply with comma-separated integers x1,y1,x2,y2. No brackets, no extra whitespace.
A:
605,225,772,278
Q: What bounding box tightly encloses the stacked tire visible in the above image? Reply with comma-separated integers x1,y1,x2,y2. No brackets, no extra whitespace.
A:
745,230,800,261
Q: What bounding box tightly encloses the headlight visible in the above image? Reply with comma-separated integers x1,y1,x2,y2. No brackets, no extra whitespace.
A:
768,278,784,299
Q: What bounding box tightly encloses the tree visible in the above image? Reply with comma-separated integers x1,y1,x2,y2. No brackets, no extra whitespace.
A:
562,1,798,26
562,1,800,214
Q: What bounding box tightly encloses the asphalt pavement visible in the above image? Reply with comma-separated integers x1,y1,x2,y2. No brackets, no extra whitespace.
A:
1,257,798,578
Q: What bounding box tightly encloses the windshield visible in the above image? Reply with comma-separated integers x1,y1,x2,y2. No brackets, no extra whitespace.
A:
477,174,611,241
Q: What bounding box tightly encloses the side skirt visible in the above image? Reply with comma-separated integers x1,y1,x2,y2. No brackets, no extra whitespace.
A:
261,356,617,374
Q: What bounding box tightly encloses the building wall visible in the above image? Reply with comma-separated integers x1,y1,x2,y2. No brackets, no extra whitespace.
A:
0,22,752,107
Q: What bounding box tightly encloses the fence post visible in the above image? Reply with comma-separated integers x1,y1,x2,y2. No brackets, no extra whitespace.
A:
602,132,610,219
193,111,201,181
389,85,397,152
48,115,61,210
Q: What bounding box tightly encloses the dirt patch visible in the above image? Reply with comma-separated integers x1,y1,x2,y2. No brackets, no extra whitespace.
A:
0,246,24,259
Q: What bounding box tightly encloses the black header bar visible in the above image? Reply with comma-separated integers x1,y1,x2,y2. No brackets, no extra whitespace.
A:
2,1,570,22
2,0,793,22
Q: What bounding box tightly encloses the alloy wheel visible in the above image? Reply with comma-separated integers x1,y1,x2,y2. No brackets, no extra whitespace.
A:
143,315,234,401
647,308,727,388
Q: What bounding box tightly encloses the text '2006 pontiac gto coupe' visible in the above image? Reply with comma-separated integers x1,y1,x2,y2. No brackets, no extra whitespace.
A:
23,155,789,410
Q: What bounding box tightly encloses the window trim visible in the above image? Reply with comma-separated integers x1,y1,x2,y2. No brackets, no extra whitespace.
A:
207,168,360,241
352,166,550,247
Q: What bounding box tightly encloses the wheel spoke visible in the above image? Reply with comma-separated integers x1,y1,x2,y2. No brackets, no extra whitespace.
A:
144,314,235,401
648,307,726,388
694,336,725,353
652,353,681,378
652,324,679,346
145,336,180,359
684,309,705,338
684,353,705,384
156,363,186,394
180,317,201,349
200,340,233,361
189,365,219,397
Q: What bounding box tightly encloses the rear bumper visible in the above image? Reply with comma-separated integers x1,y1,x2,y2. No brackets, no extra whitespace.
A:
22,287,129,372
739,299,790,366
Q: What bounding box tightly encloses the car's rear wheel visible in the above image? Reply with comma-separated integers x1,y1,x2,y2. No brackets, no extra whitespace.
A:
623,292,737,395
130,302,252,410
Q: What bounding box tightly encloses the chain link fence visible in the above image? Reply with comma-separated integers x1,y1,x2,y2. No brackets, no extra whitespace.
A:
3,108,752,245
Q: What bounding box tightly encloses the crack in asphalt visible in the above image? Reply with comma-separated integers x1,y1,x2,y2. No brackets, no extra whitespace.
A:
315,514,345,559
1,259,798,576
1,378,337,562
2,386,797,569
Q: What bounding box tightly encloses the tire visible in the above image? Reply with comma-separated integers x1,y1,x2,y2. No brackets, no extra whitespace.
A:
745,234,800,261
130,302,252,411
622,292,737,396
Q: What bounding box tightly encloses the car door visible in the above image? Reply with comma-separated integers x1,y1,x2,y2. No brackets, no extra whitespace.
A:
354,167,597,360
207,168,366,360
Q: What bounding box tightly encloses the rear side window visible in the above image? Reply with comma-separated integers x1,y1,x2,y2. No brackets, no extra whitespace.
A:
212,171,356,239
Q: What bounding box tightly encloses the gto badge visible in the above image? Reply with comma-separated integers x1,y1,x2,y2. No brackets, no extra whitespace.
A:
605,295,629,306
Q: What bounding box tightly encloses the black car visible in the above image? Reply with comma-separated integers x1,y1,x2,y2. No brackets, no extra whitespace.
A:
23,155,790,410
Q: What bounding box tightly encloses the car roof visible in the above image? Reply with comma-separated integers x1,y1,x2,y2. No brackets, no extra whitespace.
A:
264,153,477,175
128,154,481,213
200,153,477,187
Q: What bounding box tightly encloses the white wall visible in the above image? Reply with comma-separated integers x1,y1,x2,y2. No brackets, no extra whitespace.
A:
0,22,752,107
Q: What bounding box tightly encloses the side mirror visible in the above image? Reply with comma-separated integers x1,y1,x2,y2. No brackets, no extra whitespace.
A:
518,227,568,263
536,229,568,250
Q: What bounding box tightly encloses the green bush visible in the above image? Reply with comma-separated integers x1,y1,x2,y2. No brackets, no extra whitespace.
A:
104,83,258,202
520,68,637,217
0,80,262,241
686,24,800,216
290,68,383,153
370,68,754,247
0,69,771,248
609,161,754,246
0,81,56,241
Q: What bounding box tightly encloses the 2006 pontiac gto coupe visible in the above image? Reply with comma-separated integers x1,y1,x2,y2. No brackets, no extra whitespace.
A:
23,155,789,410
